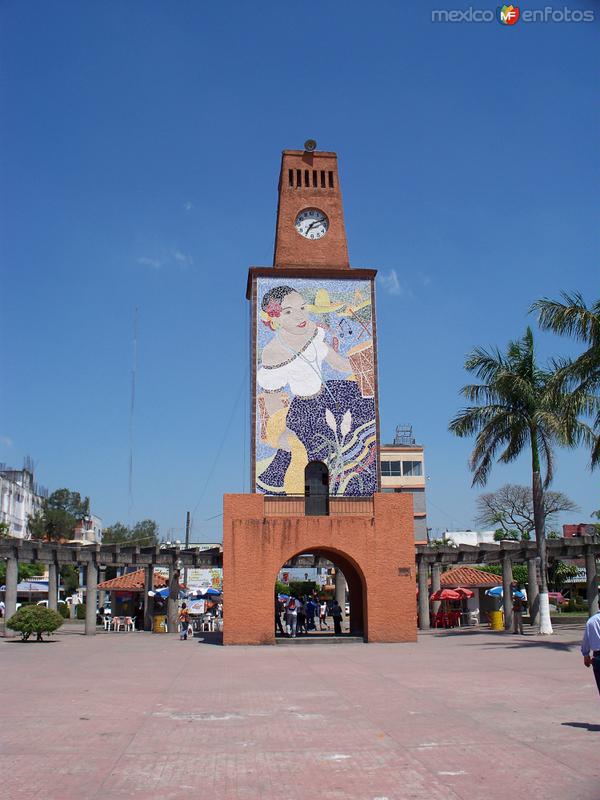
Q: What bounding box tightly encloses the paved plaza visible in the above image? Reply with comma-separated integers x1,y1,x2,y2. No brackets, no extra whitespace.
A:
1,624,599,800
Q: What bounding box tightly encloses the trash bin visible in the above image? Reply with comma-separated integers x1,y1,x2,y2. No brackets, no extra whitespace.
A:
489,610,503,631
153,614,167,634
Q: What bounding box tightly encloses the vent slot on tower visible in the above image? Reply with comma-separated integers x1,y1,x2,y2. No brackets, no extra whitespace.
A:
288,169,294,187
328,171,334,188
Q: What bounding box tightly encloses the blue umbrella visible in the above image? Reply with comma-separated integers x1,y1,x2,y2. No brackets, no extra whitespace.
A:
485,586,526,599
202,587,221,597
155,587,186,599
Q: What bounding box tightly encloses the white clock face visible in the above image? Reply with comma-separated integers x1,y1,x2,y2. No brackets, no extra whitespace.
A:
295,208,329,240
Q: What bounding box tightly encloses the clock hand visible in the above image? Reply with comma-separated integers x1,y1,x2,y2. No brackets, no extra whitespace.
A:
305,220,320,233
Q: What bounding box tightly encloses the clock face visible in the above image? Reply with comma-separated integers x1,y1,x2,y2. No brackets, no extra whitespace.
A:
295,208,329,240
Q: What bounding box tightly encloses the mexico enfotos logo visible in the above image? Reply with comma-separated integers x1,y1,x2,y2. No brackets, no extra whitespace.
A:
431,5,595,23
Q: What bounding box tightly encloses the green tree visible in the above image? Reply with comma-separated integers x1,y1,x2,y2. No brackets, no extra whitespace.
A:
532,291,600,467
449,327,587,634
102,519,159,547
477,564,529,586
0,561,45,583
28,488,90,542
0,521,10,539
6,605,63,641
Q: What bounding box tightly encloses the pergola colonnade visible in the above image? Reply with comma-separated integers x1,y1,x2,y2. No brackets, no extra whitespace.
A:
2,535,598,638
416,536,600,631
0,539,221,637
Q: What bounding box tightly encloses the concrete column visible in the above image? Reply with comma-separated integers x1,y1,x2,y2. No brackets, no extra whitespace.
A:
334,568,346,607
431,564,441,616
143,565,153,631
527,557,540,626
417,559,430,630
502,554,513,632
167,566,179,635
47,563,58,611
85,562,98,636
98,567,106,610
4,556,18,637
585,549,599,617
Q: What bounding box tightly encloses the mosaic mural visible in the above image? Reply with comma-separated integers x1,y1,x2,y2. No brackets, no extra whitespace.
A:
255,277,377,496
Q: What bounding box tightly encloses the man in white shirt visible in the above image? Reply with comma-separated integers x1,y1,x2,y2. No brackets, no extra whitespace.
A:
581,608,600,699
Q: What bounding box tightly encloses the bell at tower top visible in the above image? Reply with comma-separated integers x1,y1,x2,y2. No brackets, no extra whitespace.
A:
272,148,350,270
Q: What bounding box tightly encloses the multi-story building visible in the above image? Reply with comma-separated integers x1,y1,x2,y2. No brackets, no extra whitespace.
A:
380,425,428,544
72,514,103,544
0,460,47,539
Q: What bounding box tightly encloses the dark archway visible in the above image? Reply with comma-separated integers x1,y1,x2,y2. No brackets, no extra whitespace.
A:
274,546,367,639
304,461,329,516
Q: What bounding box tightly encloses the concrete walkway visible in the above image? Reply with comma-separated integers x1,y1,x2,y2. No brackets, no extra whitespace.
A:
1,624,598,799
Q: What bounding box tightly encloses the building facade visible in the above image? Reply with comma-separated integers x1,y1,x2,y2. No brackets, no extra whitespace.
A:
0,463,46,539
223,145,417,645
380,425,428,543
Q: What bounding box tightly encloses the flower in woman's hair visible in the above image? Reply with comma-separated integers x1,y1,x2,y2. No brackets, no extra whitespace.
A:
340,410,352,438
325,408,337,432
265,300,282,318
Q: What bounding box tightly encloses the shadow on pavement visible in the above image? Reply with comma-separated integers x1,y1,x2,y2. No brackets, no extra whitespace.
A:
195,631,223,646
562,722,600,732
428,628,578,651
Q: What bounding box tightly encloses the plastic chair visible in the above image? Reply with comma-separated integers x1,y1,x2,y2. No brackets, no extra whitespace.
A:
111,616,124,631
124,616,134,632
103,616,112,631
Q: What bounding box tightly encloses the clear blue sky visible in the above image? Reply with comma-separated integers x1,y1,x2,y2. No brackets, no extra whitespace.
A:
1,1,598,541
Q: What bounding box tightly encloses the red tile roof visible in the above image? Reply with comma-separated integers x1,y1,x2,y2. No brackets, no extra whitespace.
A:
97,569,168,592
440,566,502,588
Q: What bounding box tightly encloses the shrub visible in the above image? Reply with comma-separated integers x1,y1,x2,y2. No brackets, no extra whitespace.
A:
6,606,64,641
58,602,70,619
75,603,86,620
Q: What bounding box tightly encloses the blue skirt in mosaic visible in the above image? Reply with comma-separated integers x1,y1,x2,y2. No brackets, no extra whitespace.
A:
258,380,376,496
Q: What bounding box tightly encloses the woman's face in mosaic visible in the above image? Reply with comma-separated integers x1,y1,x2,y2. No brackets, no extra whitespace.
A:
279,291,311,334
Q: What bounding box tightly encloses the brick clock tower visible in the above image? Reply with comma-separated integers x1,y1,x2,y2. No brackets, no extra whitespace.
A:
223,144,416,645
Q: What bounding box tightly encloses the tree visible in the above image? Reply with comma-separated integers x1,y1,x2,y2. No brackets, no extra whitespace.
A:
476,484,579,539
449,327,588,634
102,519,159,547
6,606,64,641
532,291,600,467
28,488,90,542
0,521,10,539
0,561,45,583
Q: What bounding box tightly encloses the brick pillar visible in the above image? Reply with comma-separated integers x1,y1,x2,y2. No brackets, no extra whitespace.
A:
167,566,180,635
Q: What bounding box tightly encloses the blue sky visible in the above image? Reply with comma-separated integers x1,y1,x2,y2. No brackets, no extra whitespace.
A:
1,1,598,541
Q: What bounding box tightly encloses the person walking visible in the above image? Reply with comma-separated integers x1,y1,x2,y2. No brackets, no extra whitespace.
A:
331,599,343,635
512,583,525,635
319,600,329,631
296,597,306,635
178,603,190,640
286,596,298,638
274,593,285,636
581,608,600,699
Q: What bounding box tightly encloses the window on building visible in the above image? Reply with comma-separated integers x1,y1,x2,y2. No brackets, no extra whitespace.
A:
402,460,423,477
381,461,401,476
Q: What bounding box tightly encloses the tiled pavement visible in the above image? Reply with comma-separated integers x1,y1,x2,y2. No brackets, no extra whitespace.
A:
1,623,598,799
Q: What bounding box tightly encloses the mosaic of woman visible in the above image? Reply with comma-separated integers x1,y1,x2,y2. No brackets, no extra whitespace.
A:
256,284,377,496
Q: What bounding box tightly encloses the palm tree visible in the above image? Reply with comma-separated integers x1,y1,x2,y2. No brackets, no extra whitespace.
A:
449,327,587,634
531,291,600,468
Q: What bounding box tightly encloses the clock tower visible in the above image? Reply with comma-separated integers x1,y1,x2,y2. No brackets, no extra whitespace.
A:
223,144,416,646
273,150,349,269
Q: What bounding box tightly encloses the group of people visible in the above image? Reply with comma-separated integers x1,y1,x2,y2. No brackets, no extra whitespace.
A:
275,592,345,637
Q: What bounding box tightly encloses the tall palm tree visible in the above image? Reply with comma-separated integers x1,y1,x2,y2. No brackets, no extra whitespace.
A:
531,292,600,468
449,327,586,634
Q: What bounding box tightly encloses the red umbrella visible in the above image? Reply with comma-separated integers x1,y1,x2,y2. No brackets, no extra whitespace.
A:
430,588,461,601
453,587,474,599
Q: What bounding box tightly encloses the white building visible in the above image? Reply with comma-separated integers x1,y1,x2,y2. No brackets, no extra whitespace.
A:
72,514,103,544
441,530,497,546
0,464,46,539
